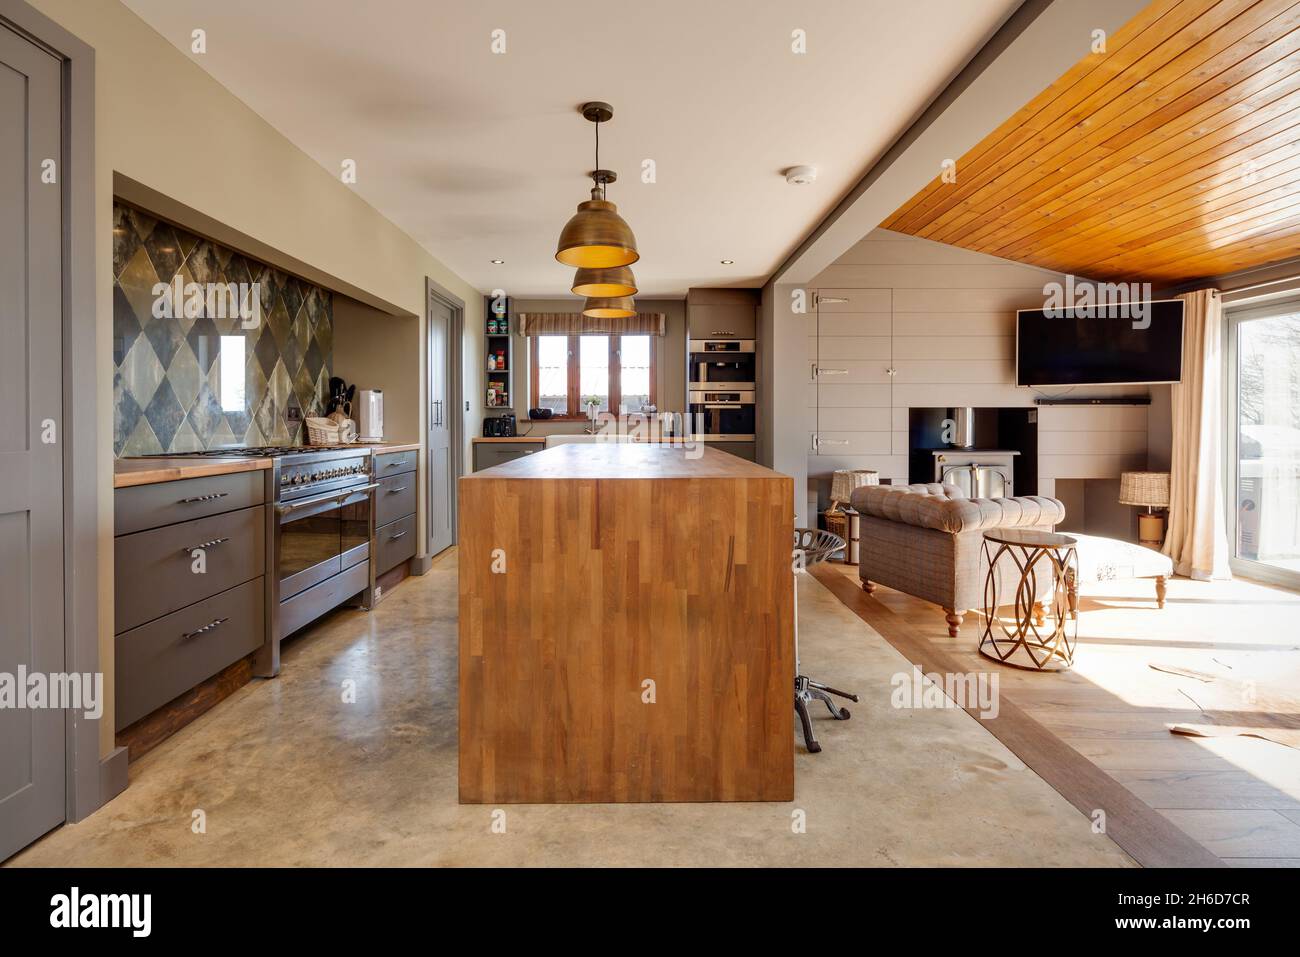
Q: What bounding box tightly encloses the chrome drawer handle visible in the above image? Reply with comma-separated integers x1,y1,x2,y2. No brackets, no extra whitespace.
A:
711,330,734,336
182,536,229,553
384,459,407,468
389,530,408,540
387,486,409,494
182,617,228,640
179,492,230,504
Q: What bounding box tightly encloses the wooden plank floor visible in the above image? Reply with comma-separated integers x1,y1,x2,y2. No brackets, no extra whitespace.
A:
814,562,1300,868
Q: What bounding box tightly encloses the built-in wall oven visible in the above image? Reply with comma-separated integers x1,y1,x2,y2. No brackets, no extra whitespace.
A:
688,389,756,441
689,338,755,390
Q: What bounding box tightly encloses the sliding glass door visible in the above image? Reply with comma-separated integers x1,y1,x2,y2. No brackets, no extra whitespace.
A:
1227,298,1300,587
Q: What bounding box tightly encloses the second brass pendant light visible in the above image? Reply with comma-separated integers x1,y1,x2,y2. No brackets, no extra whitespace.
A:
555,102,639,319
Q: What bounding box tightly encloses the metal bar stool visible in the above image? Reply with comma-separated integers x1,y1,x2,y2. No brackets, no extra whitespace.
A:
793,528,859,753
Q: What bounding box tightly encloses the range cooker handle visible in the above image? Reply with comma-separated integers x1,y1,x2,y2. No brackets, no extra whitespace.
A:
276,482,380,514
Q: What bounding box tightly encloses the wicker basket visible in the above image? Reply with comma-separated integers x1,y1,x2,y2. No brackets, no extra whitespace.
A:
305,416,342,445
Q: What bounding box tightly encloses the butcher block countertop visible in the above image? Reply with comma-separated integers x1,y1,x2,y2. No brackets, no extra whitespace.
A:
352,440,421,454
462,442,775,479
470,436,546,444
114,456,272,489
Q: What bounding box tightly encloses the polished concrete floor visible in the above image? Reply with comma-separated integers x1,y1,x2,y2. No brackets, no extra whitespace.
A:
11,551,1132,867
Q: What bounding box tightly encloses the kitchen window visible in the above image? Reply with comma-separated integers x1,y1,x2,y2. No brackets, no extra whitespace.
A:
529,334,656,419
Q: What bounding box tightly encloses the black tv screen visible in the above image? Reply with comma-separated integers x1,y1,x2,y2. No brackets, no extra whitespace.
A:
1016,300,1184,387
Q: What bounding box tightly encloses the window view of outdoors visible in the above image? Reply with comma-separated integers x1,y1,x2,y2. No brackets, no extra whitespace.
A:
1236,312,1300,572
620,335,651,411
580,335,609,415
535,336,568,415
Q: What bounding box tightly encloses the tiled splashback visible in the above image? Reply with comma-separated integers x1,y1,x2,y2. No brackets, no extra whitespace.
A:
112,202,333,455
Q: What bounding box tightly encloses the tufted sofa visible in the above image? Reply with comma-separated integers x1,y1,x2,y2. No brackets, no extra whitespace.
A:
849,483,1067,636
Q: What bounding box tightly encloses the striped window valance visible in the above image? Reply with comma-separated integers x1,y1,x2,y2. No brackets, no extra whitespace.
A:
517,312,666,336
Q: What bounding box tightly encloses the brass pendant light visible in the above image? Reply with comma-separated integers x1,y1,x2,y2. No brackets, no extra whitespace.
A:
555,102,639,269
582,296,637,319
572,264,638,298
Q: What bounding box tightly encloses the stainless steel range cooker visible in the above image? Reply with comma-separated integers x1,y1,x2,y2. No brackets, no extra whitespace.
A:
145,444,379,676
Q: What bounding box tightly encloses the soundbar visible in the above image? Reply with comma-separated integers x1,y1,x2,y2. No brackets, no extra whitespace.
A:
1033,395,1152,406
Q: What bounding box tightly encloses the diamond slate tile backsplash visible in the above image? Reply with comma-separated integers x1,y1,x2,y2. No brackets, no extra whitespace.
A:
112,202,333,455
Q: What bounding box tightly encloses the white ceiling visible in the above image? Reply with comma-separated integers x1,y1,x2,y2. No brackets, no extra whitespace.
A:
123,0,1019,297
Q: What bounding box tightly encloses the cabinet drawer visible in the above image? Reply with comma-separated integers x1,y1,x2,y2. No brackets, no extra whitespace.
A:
115,577,265,731
375,472,417,527
115,469,266,536
115,505,266,634
374,449,417,478
473,443,541,471
376,513,417,575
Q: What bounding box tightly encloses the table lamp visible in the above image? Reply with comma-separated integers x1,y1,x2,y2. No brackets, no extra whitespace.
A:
830,469,879,514
1119,471,1170,550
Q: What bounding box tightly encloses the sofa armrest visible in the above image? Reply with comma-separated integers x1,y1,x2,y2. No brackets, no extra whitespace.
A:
852,483,1064,533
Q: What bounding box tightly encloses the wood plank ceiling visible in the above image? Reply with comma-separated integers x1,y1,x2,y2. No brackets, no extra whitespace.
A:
883,0,1300,284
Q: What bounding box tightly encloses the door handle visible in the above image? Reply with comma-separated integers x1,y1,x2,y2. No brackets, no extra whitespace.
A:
388,530,408,540
182,617,228,640
276,482,380,514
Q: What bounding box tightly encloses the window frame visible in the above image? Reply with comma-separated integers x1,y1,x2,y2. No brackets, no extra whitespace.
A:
529,333,656,420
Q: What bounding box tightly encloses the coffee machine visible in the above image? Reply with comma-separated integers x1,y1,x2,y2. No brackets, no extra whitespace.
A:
483,413,517,437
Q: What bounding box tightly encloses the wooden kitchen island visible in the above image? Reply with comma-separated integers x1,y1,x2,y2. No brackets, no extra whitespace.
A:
458,443,794,803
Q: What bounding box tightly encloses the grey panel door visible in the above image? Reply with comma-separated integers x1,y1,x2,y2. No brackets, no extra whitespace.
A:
0,25,66,861
427,295,453,555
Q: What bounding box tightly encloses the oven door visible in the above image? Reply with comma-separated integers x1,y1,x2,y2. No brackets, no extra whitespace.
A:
688,391,756,440
277,483,377,600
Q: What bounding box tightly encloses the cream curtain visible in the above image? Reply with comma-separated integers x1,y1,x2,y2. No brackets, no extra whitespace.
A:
1163,288,1231,580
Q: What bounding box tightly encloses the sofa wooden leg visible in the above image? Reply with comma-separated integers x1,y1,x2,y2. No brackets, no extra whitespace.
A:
943,608,963,638
1065,567,1079,621
1155,575,1167,609
862,580,877,594
1032,601,1046,627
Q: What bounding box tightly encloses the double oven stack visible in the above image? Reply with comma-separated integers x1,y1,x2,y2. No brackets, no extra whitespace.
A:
688,338,756,442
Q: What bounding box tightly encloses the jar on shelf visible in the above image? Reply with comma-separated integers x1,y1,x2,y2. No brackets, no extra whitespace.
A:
488,318,498,334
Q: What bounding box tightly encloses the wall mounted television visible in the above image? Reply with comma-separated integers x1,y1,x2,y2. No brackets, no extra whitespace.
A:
1015,299,1184,387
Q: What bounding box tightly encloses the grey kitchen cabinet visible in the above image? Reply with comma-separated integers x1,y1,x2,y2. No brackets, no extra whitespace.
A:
473,441,543,472
112,471,270,732
373,449,418,577
687,302,756,340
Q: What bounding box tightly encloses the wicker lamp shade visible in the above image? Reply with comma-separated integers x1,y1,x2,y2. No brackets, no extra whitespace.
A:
830,469,879,510
1118,471,1170,508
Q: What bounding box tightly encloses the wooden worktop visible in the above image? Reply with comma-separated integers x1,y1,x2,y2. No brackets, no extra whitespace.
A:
351,440,421,453
462,442,775,479
459,441,794,804
470,435,546,444
114,456,272,488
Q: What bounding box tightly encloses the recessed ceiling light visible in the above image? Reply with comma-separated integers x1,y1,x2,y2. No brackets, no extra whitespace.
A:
490,259,505,264
720,259,735,265
784,165,817,185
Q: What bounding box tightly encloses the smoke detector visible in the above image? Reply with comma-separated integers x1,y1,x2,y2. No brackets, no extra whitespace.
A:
785,165,817,185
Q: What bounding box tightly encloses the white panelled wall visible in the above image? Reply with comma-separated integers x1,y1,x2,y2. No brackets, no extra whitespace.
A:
806,228,1153,505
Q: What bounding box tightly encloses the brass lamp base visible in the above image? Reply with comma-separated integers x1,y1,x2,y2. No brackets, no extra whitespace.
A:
1138,512,1166,550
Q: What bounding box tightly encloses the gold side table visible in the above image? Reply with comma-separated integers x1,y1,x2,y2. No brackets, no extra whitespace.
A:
979,528,1078,671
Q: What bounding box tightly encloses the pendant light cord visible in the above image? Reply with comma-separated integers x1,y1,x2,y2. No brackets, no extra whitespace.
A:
594,120,602,198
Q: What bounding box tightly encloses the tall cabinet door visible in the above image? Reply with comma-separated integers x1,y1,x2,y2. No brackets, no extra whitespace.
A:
0,25,65,861
426,293,453,556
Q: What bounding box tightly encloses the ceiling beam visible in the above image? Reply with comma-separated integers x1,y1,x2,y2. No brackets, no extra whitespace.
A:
771,0,1150,286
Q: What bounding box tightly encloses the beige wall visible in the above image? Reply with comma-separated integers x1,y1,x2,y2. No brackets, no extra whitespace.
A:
332,297,421,445
500,298,686,436
29,0,484,756
806,228,1152,508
